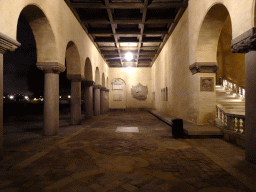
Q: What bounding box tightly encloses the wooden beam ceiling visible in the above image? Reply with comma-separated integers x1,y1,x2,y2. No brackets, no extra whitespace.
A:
65,0,188,67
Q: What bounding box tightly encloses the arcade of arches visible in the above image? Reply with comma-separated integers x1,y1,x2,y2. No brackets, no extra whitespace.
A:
1,0,256,165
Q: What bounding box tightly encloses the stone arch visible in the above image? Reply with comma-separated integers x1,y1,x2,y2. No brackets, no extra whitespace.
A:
217,15,245,87
20,5,57,62
196,4,230,63
95,67,100,85
84,57,93,81
65,41,81,74
102,73,105,87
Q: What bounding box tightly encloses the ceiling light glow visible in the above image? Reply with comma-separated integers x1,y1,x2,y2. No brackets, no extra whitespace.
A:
120,43,137,47
125,52,133,61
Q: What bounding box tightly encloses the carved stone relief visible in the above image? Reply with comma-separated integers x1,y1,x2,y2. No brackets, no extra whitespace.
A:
200,77,214,92
231,27,256,53
131,83,148,100
112,79,123,90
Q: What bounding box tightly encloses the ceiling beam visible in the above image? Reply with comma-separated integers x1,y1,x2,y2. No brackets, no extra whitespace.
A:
82,19,110,24
104,0,123,65
148,2,187,9
140,46,158,50
145,18,174,24
143,30,168,35
116,30,141,35
139,52,156,56
94,37,115,42
112,19,142,24
71,3,106,9
108,3,144,9
101,52,119,55
88,29,113,35
71,2,186,9
142,37,163,42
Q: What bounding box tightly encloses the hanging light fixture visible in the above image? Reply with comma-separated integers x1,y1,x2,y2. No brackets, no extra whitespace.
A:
125,52,133,61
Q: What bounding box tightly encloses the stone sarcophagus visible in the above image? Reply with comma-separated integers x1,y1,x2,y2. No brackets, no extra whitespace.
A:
131,83,148,100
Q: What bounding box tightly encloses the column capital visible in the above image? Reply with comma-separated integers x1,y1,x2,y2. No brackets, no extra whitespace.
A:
231,27,256,53
93,84,102,89
0,32,20,54
67,74,84,82
105,89,110,92
189,62,218,75
100,87,107,91
36,62,66,74
83,80,95,87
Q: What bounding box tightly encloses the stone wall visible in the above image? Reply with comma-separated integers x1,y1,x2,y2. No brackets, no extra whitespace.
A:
151,0,253,125
108,68,152,109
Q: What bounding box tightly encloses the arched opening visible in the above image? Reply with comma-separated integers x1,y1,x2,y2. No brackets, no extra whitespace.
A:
102,73,105,87
197,4,245,142
83,58,94,118
195,4,245,126
197,3,245,85
60,41,81,114
217,16,245,87
64,41,82,124
65,41,81,75
3,5,58,142
59,68,71,114
95,67,100,85
197,4,229,63
84,58,93,81
21,5,57,62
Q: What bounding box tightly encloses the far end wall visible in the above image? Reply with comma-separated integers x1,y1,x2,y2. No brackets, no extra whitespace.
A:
108,68,152,110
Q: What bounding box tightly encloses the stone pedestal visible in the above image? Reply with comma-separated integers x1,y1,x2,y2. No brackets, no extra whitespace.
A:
83,81,94,118
37,62,65,136
67,74,84,125
0,33,20,156
93,84,101,116
189,63,217,125
231,27,256,164
100,87,106,114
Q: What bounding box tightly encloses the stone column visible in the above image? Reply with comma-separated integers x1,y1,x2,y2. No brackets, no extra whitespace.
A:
93,84,101,116
100,87,106,114
83,81,94,118
105,89,110,112
189,62,217,125
231,27,256,164
0,33,20,157
37,62,65,136
67,74,84,125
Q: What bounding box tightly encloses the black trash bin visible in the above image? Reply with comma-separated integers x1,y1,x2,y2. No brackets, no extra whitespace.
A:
171,119,183,138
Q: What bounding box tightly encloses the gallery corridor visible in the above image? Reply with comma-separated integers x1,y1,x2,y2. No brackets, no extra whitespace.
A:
1,111,256,192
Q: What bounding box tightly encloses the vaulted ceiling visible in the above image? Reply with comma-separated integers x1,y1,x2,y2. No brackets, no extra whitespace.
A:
64,0,188,67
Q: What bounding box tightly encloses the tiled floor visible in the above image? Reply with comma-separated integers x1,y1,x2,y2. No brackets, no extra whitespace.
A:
1,111,256,191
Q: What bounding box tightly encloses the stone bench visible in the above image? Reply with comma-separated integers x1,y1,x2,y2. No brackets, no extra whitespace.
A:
148,109,223,137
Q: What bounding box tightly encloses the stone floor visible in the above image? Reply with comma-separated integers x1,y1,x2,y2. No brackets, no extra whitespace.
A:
1,111,256,192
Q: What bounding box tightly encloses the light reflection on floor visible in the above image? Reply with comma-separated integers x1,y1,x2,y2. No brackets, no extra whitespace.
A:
115,127,139,132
